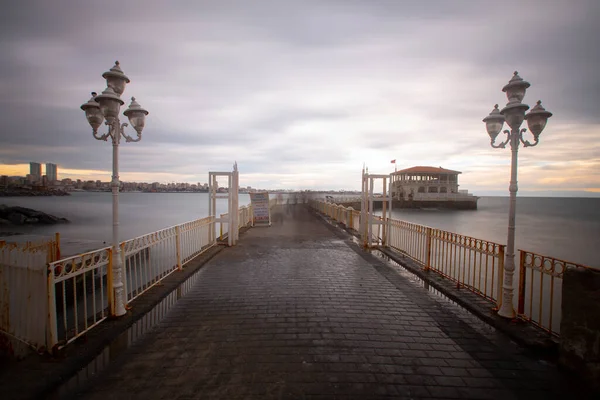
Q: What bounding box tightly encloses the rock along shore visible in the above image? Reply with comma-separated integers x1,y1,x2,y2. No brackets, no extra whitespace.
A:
0,205,69,226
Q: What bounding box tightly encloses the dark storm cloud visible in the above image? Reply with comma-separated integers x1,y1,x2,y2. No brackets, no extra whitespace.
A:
1,0,599,190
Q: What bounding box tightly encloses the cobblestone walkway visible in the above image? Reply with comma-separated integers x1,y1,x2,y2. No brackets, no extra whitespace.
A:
78,205,575,399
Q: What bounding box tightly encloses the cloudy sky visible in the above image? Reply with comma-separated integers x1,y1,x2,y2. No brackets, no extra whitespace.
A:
0,0,598,195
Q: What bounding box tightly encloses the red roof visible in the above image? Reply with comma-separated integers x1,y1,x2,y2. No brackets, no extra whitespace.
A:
393,166,461,175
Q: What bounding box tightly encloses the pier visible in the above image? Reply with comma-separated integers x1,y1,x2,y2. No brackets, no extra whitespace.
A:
0,204,592,399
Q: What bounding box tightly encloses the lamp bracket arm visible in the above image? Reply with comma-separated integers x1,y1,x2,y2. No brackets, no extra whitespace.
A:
520,128,539,147
490,130,510,149
92,129,110,141
120,122,142,143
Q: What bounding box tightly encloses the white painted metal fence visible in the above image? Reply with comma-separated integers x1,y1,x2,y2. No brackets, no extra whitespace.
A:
1,239,60,354
47,215,217,349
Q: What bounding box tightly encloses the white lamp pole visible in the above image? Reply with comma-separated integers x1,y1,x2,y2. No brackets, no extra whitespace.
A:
81,61,149,317
483,72,552,319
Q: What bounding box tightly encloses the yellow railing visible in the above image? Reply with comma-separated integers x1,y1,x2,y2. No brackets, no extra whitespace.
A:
311,199,504,307
517,251,593,337
388,220,505,305
428,229,504,304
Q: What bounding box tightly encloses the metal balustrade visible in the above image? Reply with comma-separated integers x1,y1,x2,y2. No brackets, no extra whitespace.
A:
47,247,111,348
517,251,594,337
1,237,61,353
311,199,600,338
122,226,179,303
1,238,60,353
46,213,224,350
427,229,504,304
8,198,596,354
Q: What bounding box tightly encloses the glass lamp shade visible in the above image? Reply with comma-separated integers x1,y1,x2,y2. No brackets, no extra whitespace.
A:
123,97,149,133
80,92,104,131
95,87,124,119
102,61,130,96
483,104,505,141
502,71,530,103
525,100,552,139
501,102,529,130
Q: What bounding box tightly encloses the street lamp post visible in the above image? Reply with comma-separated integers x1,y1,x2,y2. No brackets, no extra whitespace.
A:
80,61,149,317
483,71,552,319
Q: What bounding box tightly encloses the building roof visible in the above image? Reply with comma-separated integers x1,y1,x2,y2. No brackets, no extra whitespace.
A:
393,166,462,175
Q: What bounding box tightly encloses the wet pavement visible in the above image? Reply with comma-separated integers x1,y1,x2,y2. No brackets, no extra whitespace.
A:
75,205,579,399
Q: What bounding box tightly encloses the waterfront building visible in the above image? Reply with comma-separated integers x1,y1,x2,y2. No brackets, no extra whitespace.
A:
29,162,42,181
390,166,478,209
46,163,58,181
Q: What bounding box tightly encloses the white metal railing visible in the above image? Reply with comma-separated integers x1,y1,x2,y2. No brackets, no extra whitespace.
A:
47,247,112,348
219,206,253,239
180,216,214,265
219,213,230,239
123,216,215,303
324,196,361,204
411,192,477,201
46,214,221,350
238,205,253,229
1,238,61,354
122,226,178,303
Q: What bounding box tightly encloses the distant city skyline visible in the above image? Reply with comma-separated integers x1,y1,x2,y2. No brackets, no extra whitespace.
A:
1,164,597,198
0,1,598,196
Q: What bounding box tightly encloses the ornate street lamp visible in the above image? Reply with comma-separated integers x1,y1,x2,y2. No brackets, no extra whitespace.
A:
81,61,149,317
483,72,552,319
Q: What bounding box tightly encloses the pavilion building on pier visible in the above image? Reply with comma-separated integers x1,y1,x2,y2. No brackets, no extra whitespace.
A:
390,166,478,209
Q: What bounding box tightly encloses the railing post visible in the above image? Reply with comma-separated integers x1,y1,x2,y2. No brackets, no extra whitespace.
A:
175,225,182,271
497,244,505,310
220,213,224,239
120,242,128,306
107,248,115,316
46,264,58,351
425,227,432,271
348,208,353,230
55,232,61,261
517,250,526,315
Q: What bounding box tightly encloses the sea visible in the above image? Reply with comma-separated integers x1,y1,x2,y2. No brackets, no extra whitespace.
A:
1,192,599,268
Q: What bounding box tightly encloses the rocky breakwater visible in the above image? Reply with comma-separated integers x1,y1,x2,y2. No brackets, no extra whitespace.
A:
0,204,69,226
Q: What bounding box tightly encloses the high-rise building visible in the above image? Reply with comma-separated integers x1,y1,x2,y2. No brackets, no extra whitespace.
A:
46,163,58,181
29,162,42,181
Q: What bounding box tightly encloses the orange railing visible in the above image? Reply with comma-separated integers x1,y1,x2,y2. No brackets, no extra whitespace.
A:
388,220,505,305
517,251,594,337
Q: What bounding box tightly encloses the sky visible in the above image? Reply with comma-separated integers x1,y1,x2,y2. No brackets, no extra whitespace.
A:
0,0,599,196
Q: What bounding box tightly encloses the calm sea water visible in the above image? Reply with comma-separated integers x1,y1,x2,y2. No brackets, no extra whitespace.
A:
382,196,600,268
1,192,250,255
1,193,598,267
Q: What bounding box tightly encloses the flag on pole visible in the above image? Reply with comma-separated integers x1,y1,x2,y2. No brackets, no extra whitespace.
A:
390,159,396,163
